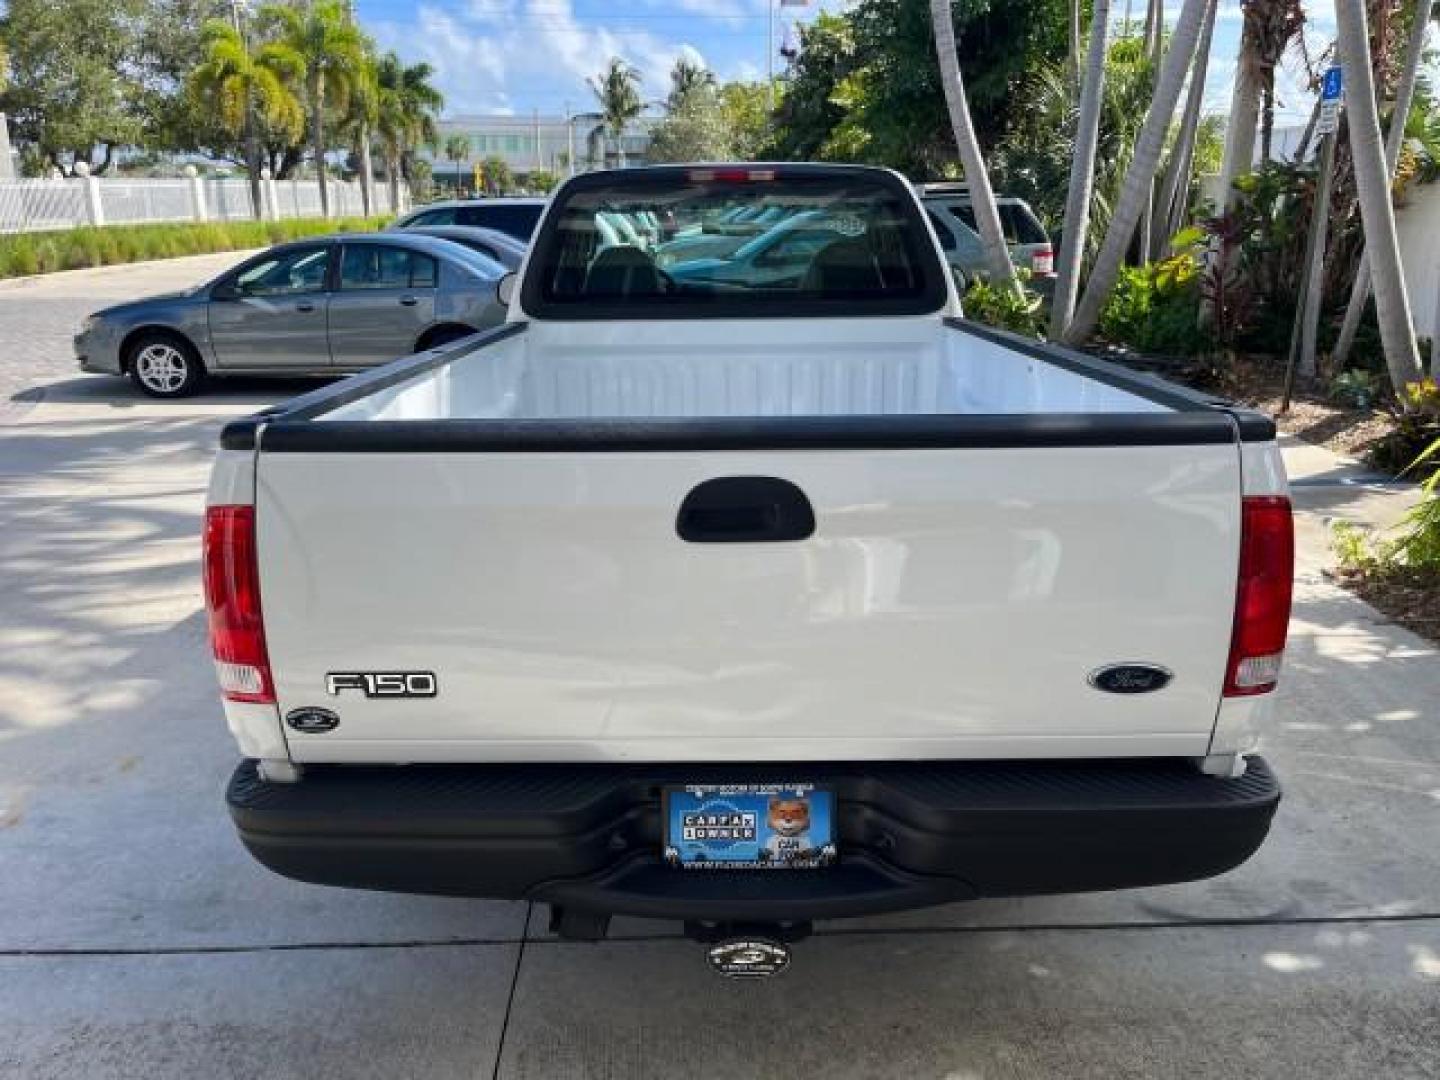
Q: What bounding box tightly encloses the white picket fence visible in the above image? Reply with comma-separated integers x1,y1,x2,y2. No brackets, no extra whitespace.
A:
0,175,408,234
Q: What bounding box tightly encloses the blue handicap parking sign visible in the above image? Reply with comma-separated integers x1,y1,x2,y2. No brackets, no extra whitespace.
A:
1322,67,1343,101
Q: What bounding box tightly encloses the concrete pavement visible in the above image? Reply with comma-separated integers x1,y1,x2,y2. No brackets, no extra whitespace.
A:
0,257,1437,1078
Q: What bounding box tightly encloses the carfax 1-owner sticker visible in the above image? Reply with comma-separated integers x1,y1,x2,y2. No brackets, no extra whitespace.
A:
663,784,837,869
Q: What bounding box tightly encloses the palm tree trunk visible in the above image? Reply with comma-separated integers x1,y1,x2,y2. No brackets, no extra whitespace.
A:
1216,18,1263,214
244,106,264,222
1051,0,1112,338
311,75,330,218
929,0,1016,290
1198,7,1262,325
1335,0,1422,389
1154,0,1217,258
359,123,375,217
388,152,401,214
1292,94,1323,163
1260,79,1275,163
1064,0,1210,345
1067,0,1082,89
1332,0,1431,371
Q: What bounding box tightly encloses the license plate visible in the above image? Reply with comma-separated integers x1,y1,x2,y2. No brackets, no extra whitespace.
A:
663,783,836,870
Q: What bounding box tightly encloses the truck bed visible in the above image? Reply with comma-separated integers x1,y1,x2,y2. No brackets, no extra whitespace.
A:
315,317,1175,424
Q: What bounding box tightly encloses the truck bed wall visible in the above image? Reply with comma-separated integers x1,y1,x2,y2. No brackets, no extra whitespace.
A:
319,318,1169,424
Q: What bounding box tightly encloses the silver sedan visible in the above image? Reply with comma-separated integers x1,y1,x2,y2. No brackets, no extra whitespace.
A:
74,233,510,397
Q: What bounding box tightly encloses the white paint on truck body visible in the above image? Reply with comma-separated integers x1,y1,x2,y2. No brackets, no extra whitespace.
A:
255,437,1241,764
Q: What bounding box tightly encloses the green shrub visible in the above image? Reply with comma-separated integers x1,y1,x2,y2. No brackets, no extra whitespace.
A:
961,273,1046,339
0,216,392,280
1099,229,1213,357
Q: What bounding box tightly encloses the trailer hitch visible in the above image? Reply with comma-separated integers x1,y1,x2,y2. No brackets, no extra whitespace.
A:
685,920,812,978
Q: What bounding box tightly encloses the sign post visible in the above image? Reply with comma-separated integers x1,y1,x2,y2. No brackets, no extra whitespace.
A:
1283,65,1343,410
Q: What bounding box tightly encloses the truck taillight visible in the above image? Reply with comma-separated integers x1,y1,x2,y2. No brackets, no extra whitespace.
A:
1030,248,1055,276
203,505,274,704
1224,496,1293,697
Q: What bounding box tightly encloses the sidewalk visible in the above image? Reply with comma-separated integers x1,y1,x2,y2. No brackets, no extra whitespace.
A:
1280,431,1423,578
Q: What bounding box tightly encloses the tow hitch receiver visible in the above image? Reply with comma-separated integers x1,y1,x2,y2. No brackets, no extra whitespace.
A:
686,920,812,979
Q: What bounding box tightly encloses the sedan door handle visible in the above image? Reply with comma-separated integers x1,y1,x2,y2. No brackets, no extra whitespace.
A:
295,301,316,313
398,295,419,307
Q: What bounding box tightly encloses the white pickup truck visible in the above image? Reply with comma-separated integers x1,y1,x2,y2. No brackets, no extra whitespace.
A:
209,165,1289,966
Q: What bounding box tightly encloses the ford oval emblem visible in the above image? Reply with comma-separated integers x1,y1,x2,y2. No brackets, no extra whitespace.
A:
706,938,791,978
1088,663,1172,694
285,706,340,733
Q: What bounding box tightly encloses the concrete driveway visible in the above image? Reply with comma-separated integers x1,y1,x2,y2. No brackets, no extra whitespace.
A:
1,255,1437,1079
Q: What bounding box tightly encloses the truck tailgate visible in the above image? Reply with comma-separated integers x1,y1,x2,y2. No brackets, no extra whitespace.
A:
255,441,1240,763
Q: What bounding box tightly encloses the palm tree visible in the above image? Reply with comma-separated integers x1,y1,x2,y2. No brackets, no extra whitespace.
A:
1215,8,1263,215
444,134,470,192
260,0,367,218
375,53,443,212
1064,0,1211,345
1333,0,1435,371
1050,0,1111,338
188,18,304,220
929,0,1016,290
588,58,642,166
339,48,380,216
1153,0,1218,258
668,57,714,111
1251,0,1307,163
1334,0,1423,388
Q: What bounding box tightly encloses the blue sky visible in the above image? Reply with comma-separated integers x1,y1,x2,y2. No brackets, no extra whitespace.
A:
357,0,1341,125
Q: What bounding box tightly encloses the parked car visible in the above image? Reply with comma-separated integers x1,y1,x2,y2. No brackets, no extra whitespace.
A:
665,210,842,287
391,197,547,241
211,164,1288,973
75,234,509,397
401,224,527,271
914,182,1054,289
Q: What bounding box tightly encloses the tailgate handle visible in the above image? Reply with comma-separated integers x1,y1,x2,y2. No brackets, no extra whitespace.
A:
677,476,815,543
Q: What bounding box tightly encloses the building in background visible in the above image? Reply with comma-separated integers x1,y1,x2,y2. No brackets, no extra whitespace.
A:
427,114,660,185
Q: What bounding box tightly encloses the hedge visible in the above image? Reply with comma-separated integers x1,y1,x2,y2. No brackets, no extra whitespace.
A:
0,216,392,279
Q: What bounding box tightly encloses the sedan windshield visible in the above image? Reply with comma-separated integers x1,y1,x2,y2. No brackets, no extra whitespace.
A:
523,167,947,319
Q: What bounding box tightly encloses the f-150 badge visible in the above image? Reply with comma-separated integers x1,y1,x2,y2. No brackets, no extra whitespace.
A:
326,672,438,698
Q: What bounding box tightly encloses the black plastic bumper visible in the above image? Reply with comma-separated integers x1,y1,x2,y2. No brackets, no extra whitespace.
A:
227,757,1280,922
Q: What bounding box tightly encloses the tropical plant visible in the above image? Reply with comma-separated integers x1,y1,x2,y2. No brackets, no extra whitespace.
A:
1064,0,1212,346
929,0,1016,289
188,18,304,220
443,134,470,190
991,36,1156,242
667,57,715,111
337,43,381,217
375,52,443,213
1050,0,1110,338
767,0,1069,175
1332,0,1434,372
1153,0,1219,258
1334,0,1423,390
259,0,367,218
717,80,774,160
1099,228,1213,355
588,57,642,167
649,62,732,163
481,155,512,195
961,273,1045,337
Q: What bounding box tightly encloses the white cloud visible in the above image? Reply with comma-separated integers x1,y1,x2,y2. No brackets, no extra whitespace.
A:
372,0,712,115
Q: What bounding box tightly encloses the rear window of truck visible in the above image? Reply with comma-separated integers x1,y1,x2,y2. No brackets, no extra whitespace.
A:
521,167,948,319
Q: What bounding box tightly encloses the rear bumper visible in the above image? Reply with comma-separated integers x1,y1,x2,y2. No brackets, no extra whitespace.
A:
227,757,1280,922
